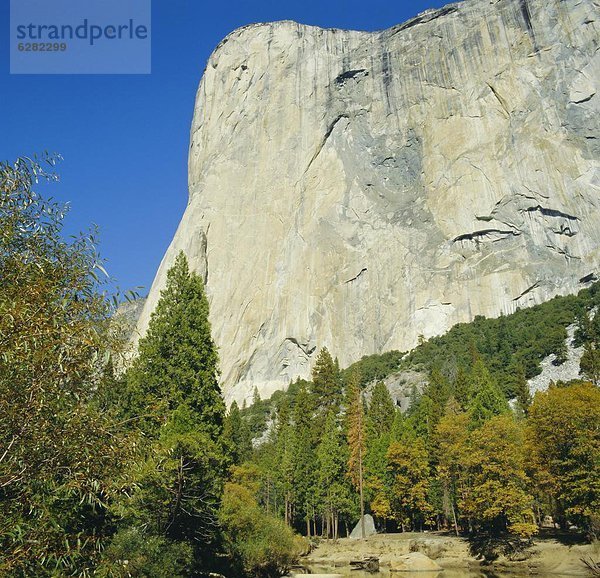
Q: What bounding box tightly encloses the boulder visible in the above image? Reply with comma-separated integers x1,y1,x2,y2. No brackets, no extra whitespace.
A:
409,537,451,560
390,552,443,573
349,514,376,539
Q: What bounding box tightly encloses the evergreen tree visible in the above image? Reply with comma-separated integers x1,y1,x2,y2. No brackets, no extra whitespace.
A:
367,381,396,437
390,409,406,442
364,432,392,522
453,366,470,410
316,411,352,539
467,359,509,427
580,343,600,386
512,364,532,415
311,347,342,427
272,401,296,526
291,383,317,535
120,252,226,566
223,401,253,465
126,252,225,437
346,371,367,538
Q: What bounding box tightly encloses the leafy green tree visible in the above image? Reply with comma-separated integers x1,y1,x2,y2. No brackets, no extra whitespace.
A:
97,526,194,578
219,465,305,578
0,156,131,575
387,435,433,531
527,382,600,537
462,415,537,539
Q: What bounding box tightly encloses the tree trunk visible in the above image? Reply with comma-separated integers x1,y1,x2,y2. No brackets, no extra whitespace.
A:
358,418,366,539
285,496,290,526
451,501,459,536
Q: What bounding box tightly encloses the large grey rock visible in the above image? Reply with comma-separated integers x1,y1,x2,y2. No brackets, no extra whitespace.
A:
135,0,600,405
349,514,377,539
390,552,443,572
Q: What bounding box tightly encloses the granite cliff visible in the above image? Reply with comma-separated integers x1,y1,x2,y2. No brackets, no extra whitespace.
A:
135,0,600,404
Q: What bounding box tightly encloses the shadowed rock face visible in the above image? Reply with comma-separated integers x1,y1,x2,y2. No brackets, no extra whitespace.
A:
135,0,600,405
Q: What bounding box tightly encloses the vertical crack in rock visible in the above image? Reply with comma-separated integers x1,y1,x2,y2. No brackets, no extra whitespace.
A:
519,0,540,52
381,50,393,110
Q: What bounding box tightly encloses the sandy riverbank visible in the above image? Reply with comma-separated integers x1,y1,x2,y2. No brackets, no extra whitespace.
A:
302,531,599,576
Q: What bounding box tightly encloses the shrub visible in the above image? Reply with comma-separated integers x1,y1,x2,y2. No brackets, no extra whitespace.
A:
96,528,193,578
219,476,305,578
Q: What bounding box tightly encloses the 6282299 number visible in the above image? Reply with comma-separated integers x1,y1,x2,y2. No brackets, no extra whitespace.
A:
18,43,67,52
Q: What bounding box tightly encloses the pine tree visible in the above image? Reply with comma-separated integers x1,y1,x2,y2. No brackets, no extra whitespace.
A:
364,431,391,521
467,359,509,427
453,366,470,410
390,409,406,442
346,371,367,539
121,252,226,560
317,411,352,539
580,343,600,386
311,347,342,422
367,381,396,437
223,401,253,465
127,252,225,438
291,383,317,535
265,398,295,526
512,364,532,415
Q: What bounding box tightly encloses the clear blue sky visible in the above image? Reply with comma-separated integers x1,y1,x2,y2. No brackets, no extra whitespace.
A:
0,0,448,296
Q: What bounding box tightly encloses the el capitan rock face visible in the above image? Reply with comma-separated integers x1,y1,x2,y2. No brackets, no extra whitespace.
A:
135,0,600,404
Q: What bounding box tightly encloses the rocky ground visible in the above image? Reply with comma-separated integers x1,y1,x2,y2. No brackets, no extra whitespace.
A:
300,531,599,576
